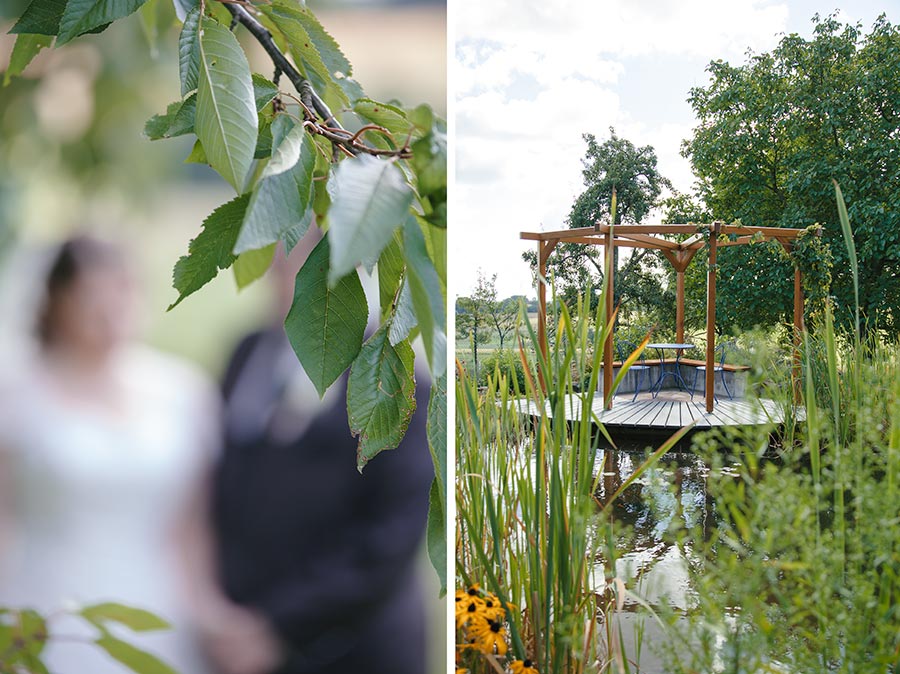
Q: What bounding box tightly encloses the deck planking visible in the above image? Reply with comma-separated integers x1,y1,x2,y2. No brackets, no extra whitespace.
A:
514,391,795,431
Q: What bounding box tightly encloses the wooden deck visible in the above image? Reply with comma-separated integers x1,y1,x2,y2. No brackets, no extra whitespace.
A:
514,391,796,431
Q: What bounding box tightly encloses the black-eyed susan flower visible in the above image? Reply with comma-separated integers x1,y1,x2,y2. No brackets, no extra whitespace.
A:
469,617,508,656
481,594,507,622
509,659,539,674
455,596,486,629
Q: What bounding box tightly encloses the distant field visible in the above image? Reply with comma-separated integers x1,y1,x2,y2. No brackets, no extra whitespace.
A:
455,311,542,376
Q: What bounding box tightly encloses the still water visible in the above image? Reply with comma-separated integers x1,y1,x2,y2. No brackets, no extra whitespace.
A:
590,446,741,672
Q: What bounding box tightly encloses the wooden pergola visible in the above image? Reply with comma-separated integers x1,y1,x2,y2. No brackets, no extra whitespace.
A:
521,222,811,413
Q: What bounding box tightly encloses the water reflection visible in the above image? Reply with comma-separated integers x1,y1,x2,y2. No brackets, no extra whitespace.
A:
591,447,730,671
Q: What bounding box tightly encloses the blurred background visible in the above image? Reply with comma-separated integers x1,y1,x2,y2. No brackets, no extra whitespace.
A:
0,0,446,669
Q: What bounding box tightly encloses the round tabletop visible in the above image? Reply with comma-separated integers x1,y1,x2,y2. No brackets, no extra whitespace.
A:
647,343,695,350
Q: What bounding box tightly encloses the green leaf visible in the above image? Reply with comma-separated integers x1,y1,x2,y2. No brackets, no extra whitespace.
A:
80,603,170,632
426,478,446,597
377,230,404,319
171,0,196,23
284,236,367,397
3,33,53,86
403,215,446,378
283,209,314,254
10,0,67,36
233,243,276,289
388,277,417,346
235,116,316,254
348,325,416,470
260,0,347,110
143,94,195,140
284,4,351,78
327,154,413,285
407,103,434,133
95,636,176,674
313,174,330,223
57,0,148,45
411,126,447,197
254,117,274,159
195,16,257,193
422,218,446,287
177,5,200,96
184,138,207,164
353,99,424,143
169,193,248,309
426,372,446,503
146,75,273,144
252,73,279,111
17,610,48,658
425,378,447,601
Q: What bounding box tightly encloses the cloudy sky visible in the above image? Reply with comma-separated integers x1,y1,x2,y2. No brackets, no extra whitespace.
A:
452,0,896,298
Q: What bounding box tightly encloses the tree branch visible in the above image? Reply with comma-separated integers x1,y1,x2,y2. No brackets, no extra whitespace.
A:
220,2,411,160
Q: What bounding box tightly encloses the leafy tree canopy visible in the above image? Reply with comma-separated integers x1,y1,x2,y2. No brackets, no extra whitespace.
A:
569,128,671,229
684,13,900,336
525,129,672,324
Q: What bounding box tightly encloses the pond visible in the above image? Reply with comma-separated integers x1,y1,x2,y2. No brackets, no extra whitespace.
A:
590,445,743,672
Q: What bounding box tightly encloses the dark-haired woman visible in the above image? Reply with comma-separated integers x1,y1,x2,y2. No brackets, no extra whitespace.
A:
0,236,220,673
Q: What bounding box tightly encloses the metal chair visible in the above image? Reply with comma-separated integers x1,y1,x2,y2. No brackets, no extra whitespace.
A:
691,342,734,400
616,340,652,402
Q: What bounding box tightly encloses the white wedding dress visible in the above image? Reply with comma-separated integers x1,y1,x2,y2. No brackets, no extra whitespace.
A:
0,345,215,674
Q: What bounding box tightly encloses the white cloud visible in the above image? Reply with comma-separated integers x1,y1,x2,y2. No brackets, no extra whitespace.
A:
458,0,788,60
453,0,793,297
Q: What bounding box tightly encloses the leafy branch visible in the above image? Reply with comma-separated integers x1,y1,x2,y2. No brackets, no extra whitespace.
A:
220,1,411,160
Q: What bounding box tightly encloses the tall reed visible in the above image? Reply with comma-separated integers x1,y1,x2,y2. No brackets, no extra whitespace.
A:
456,281,686,674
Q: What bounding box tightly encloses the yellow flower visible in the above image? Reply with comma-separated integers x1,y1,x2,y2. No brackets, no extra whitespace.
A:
455,596,486,629
510,659,539,674
480,595,506,622
455,585,480,604
456,669,469,674
469,617,508,656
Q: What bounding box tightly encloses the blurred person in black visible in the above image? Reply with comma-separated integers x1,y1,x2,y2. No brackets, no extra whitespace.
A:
207,227,434,674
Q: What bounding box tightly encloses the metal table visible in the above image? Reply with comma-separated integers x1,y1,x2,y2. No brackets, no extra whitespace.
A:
647,343,695,396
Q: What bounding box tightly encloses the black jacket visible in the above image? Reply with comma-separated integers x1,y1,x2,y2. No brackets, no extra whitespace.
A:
213,329,434,673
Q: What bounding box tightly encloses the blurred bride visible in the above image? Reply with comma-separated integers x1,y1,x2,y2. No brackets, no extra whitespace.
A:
0,236,278,674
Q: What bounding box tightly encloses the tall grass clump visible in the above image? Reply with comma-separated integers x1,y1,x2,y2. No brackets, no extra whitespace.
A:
456,280,686,674
660,185,900,672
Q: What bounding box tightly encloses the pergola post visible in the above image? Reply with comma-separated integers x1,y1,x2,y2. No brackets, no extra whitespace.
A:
603,228,615,409
676,268,685,345
792,264,803,405
705,222,721,413
662,249,697,345
536,240,557,360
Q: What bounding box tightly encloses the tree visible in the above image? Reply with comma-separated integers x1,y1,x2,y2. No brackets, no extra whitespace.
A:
683,14,900,336
1,0,448,652
456,271,494,377
569,128,671,230
488,296,519,351
525,130,671,322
